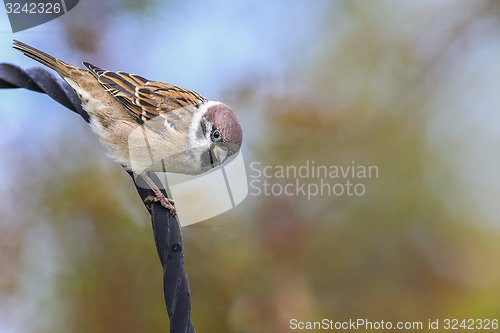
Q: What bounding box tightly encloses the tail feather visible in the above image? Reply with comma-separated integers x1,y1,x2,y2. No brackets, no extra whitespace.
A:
12,40,70,75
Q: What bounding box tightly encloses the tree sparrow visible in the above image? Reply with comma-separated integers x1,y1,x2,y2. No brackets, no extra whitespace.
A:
13,40,243,213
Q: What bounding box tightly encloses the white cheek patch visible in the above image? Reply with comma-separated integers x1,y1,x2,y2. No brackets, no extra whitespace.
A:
188,100,222,145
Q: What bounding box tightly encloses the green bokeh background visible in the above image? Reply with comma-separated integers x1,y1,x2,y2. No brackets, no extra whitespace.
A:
1,1,500,332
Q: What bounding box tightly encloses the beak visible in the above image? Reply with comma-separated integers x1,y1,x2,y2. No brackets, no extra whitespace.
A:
213,145,228,164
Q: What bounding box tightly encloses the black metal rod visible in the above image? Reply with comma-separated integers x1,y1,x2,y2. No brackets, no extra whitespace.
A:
0,63,195,333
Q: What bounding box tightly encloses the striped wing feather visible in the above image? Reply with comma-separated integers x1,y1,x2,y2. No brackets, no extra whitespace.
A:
83,62,207,124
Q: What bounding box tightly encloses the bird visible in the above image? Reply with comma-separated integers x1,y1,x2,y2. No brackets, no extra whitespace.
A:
12,40,243,214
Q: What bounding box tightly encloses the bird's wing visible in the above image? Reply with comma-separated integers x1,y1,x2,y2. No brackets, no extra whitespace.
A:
83,62,207,124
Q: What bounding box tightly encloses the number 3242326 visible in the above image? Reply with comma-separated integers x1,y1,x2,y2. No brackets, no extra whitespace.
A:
443,319,499,330
5,2,62,14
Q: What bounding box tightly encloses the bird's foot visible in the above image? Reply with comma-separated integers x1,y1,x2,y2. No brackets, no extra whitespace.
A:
144,194,176,215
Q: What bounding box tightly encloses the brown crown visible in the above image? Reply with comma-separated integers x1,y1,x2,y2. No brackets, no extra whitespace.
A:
204,103,243,152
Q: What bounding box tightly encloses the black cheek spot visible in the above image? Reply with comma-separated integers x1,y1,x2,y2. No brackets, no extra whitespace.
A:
196,120,208,140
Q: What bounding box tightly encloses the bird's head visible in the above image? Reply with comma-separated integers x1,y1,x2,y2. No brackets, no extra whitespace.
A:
201,102,242,168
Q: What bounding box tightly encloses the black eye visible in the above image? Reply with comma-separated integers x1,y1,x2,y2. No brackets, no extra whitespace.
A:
212,128,221,140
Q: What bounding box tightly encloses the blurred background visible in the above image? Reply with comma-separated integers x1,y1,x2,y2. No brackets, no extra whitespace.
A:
1,0,500,332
